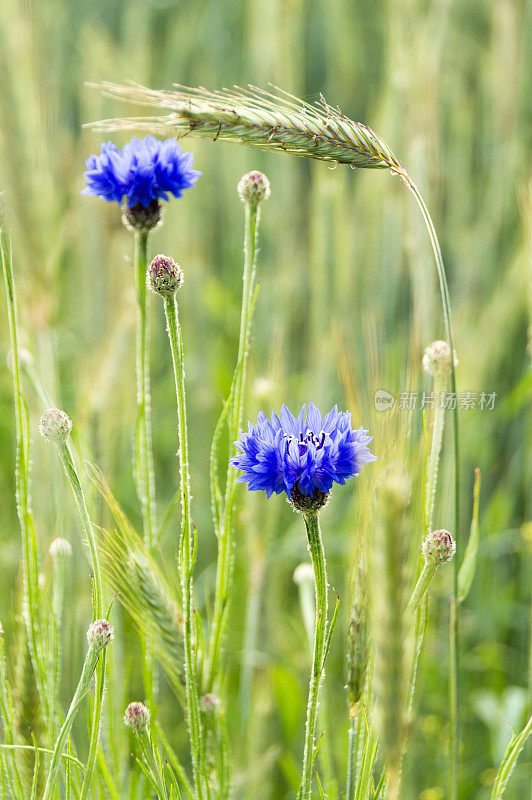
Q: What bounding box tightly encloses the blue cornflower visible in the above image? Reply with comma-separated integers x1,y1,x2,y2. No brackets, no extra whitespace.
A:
231,402,377,505
82,136,201,208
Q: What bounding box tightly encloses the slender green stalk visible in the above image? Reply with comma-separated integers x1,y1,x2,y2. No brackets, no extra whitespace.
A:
57,444,102,617
42,644,100,800
407,563,438,618
138,731,169,800
133,229,157,719
424,374,446,533
405,177,460,800
298,512,328,800
133,229,157,549
207,200,261,690
163,295,206,800
346,716,356,800
56,443,104,800
1,223,49,723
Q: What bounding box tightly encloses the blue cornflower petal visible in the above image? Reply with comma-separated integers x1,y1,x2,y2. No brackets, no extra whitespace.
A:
82,136,201,208
231,401,377,500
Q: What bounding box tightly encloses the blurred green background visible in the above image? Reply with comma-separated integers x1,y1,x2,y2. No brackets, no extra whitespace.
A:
0,0,530,797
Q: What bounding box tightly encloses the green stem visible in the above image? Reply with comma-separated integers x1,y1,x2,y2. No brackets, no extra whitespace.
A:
407,562,438,619
163,295,206,800
298,512,328,800
134,230,157,549
57,445,102,617
1,225,49,723
425,375,446,534
138,731,169,800
56,443,104,800
346,716,356,800
42,646,99,800
406,177,460,800
133,230,157,720
207,202,260,690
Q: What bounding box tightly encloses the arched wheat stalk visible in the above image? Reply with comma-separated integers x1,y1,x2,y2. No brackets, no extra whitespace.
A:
87,81,461,799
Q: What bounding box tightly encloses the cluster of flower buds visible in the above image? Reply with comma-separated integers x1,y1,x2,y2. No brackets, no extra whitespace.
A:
39,408,72,446
237,170,271,209
147,254,184,297
422,340,458,378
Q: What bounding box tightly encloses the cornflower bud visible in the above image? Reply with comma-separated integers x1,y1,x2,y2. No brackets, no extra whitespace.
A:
124,701,150,734
422,529,456,565
237,170,271,208
86,619,114,652
39,409,72,446
49,538,72,562
200,693,219,714
147,254,184,297
422,340,458,377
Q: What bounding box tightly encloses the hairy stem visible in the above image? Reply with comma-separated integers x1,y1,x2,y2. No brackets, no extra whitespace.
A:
207,201,261,690
41,646,100,800
134,230,157,549
425,375,446,533
56,443,104,800
407,562,438,619
298,512,328,800
133,230,157,718
1,224,49,724
163,295,206,800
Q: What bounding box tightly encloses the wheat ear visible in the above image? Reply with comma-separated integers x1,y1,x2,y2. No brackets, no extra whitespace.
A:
86,82,406,174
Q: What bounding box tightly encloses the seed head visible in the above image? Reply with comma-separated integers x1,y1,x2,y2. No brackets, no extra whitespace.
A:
422,340,458,377
124,701,150,734
86,619,114,652
147,254,183,297
49,538,73,562
237,171,271,208
422,529,456,565
39,409,72,446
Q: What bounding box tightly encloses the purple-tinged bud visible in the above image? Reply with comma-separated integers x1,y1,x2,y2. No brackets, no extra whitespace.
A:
49,537,72,562
422,340,458,377
124,701,150,733
87,619,114,652
122,198,163,232
39,408,72,446
422,529,456,565
147,254,184,297
237,171,271,208
200,693,219,714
